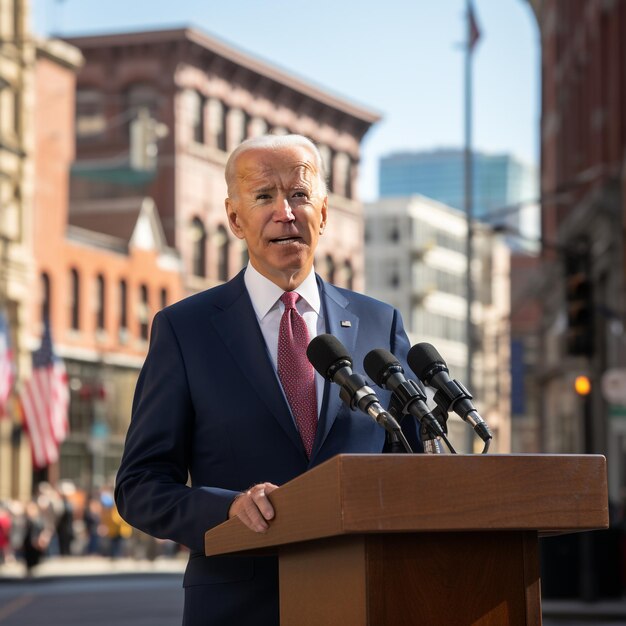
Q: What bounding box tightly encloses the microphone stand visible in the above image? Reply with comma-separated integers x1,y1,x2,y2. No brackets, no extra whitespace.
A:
421,406,457,454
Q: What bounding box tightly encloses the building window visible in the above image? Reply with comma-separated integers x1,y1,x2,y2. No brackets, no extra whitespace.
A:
119,280,128,331
389,219,400,242
70,269,80,330
0,82,17,140
11,90,19,135
160,288,168,310
96,274,106,331
342,261,354,290
325,255,336,284
242,110,251,140
41,272,51,323
334,152,350,197
216,225,230,282
139,284,149,341
327,149,336,194
388,260,400,288
345,159,354,200
76,89,106,140
219,104,230,150
125,84,158,140
190,217,207,277
188,90,206,144
207,100,230,151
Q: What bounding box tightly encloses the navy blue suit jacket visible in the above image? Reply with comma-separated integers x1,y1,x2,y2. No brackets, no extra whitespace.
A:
115,270,420,625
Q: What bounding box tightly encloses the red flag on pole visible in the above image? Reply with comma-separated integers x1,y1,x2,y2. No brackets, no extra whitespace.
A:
20,321,69,469
468,1,481,52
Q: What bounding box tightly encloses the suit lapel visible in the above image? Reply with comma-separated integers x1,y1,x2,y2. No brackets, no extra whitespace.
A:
311,278,359,458
208,272,306,456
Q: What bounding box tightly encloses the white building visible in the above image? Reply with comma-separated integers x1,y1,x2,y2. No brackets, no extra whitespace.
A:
364,195,511,452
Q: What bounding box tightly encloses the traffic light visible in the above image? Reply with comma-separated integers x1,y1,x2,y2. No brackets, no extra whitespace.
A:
564,247,593,357
574,375,591,396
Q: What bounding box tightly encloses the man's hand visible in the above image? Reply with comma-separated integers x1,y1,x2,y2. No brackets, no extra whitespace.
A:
228,482,279,532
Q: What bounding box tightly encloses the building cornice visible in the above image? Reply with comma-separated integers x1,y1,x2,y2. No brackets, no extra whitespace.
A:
36,37,83,71
63,26,381,129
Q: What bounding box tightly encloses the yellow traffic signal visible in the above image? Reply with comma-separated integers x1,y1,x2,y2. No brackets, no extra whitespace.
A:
574,375,591,396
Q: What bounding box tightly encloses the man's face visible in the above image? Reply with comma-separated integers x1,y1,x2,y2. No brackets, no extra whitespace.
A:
226,145,328,291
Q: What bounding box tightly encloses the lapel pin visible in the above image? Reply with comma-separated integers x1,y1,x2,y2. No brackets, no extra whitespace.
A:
340,320,352,328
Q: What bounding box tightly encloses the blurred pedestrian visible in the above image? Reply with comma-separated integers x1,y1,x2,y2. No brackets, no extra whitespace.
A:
83,493,102,555
0,501,11,564
21,501,50,576
55,482,75,556
101,489,132,559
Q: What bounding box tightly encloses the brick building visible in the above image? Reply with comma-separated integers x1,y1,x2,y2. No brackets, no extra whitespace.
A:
63,27,379,295
31,42,183,488
527,0,626,502
0,0,34,500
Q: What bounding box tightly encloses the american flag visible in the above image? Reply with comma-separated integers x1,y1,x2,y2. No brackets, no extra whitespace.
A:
0,312,15,417
468,1,481,52
20,321,69,469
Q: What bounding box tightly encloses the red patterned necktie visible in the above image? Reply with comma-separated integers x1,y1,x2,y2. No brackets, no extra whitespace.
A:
277,291,318,458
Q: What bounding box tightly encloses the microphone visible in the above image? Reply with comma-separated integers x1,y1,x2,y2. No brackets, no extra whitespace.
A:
407,343,493,445
363,349,448,454
306,334,412,452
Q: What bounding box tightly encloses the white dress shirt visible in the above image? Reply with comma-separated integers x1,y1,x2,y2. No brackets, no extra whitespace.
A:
244,264,325,415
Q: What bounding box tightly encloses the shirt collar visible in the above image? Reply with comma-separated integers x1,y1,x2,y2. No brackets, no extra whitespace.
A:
244,264,321,321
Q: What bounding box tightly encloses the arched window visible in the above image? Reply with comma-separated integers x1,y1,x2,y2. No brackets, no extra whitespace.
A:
139,284,149,341
325,255,336,284
41,272,51,323
70,268,80,330
96,274,106,331
216,225,230,282
190,217,207,277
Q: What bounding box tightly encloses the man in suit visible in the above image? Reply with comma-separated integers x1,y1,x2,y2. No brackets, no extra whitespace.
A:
115,134,420,625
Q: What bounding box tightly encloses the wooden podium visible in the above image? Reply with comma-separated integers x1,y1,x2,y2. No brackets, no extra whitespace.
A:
205,454,608,626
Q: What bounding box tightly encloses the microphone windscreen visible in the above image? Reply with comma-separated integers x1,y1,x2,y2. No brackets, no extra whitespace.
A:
363,348,399,385
407,343,446,381
306,334,352,378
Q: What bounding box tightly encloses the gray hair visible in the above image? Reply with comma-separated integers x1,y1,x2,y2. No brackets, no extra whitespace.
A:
225,134,327,197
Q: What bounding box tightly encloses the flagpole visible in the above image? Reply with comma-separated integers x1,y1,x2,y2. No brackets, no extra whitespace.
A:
464,0,477,452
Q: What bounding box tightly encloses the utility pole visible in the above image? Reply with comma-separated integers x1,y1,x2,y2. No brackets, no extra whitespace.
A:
464,0,480,452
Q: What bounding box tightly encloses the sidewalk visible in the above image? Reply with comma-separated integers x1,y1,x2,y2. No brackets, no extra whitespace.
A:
0,554,186,581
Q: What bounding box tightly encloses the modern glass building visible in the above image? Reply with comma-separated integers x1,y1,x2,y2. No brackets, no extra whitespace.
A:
379,149,538,245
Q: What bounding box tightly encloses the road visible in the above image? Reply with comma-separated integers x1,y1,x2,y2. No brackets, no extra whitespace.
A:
1,572,625,625
0,574,184,626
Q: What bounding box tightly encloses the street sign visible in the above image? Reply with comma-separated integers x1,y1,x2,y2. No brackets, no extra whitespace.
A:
602,368,626,405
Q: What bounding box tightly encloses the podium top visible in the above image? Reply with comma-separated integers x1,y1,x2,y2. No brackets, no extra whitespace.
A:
205,454,608,557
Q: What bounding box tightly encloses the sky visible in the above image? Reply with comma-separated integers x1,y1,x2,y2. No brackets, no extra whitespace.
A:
31,0,540,202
